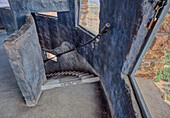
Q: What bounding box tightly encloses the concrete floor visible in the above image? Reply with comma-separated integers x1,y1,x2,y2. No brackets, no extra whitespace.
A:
0,30,111,118
136,78,170,118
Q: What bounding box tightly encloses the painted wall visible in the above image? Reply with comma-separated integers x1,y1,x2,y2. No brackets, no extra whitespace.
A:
0,8,17,35
8,0,70,29
0,18,3,29
44,41,98,75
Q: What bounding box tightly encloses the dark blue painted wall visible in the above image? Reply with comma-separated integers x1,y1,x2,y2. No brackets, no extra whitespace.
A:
0,8,17,35
91,1,143,117
8,0,70,30
0,18,3,29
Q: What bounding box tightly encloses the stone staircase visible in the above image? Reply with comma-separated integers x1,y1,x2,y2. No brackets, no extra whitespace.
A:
42,71,100,90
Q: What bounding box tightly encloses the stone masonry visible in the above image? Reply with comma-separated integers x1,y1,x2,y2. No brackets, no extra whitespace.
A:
135,10,170,79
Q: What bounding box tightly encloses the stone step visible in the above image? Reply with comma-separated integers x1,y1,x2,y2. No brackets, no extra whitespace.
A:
46,71,89,78
81,74,94,79
78,73,89,78
42,71,99,91
42,77,100,91
82,77,99,83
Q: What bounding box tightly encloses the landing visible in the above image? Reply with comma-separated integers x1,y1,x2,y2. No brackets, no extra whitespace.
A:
0,30,111,118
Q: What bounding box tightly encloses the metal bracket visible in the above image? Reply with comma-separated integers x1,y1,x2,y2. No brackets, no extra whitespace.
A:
145,0,167,30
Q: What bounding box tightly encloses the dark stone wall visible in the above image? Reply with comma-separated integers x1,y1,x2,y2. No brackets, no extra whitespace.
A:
33,0,157,117
44,41,98,75
33,13,96,75
0,18,4,29
33,14,60,49
8,0,70,29
91,1,157,117
91,1,143,117
0,8,17,35
0,0,70,34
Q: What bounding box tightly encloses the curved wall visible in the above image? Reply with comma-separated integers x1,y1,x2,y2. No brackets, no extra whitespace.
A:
3,14,46,106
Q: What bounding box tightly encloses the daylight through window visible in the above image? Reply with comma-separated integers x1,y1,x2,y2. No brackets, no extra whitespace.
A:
0,0,10,8
79,0,100,34
37,12,58,17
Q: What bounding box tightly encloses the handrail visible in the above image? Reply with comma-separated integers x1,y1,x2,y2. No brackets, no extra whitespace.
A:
43,23,110,62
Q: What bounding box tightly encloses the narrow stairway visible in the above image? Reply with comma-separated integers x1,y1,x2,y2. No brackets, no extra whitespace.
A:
0,29,111,118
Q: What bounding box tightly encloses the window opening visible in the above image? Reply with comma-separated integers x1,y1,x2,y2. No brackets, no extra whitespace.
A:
46,52,57,62
0,0,10,8
132,9,170,117
78,0,100,35
37,12,58,17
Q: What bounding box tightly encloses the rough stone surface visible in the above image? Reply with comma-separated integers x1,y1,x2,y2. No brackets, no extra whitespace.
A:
3,14,46,106
93,1,148,117
158,11,170,33
33,14,65,49
145,49,166,59
122,0,158,74
0,8,17,35
151,35,170,51
135,59,165,79
9,0,69,12
0,18,4,29
45,42,97,75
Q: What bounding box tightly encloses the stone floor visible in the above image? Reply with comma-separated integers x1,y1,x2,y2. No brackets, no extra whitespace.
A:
0,30,111,118
136,77,170,118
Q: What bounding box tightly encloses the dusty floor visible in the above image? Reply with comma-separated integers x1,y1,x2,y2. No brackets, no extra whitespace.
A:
136,77,170,118
0,30,111,118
